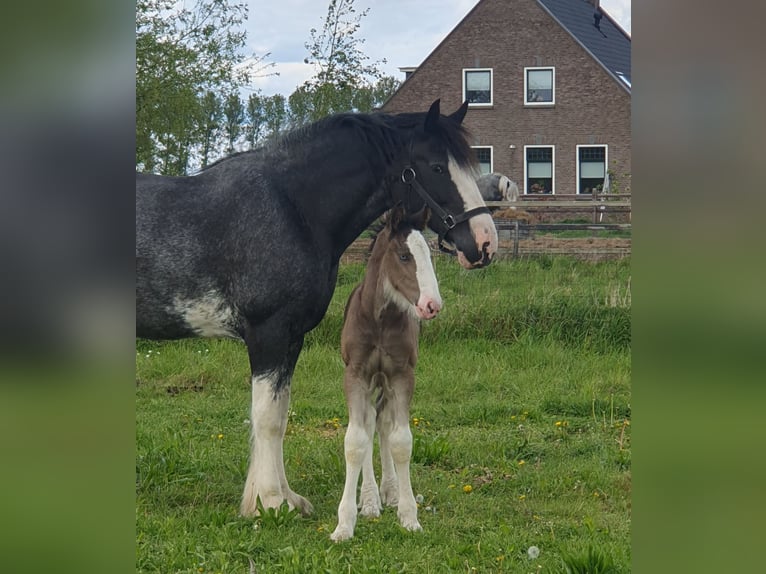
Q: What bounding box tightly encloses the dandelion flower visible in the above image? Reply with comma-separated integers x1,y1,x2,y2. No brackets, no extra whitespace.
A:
527,545,540,559
518,494,526,500
217,433,223,440
518,459,526,466
463,484,473,493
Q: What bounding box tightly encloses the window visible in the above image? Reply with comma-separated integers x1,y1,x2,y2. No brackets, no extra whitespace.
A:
524,67,555,105
472,146,493,175
463,69,493,106
524,146,554,194
577,145,608,194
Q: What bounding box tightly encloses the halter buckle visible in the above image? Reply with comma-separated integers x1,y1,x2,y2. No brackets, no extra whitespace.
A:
401,167,416,184
444,214,456,229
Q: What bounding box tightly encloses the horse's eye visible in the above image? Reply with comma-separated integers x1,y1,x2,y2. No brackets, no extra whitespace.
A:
399,253,410,262
431,164,444,174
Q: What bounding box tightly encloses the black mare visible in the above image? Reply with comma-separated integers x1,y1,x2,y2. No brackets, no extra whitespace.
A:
136,100,498,517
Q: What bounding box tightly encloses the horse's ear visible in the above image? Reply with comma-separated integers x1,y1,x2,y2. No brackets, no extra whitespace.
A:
449,101,469,124
424,99,441,132
414,207,431,231
389,204,406,232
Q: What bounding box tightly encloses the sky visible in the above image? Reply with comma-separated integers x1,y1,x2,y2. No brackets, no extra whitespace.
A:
243,0,631,98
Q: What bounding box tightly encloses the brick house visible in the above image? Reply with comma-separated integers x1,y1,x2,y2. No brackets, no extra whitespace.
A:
381,0,631,197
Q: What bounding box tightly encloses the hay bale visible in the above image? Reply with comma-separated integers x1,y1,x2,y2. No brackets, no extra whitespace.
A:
493,208,531,222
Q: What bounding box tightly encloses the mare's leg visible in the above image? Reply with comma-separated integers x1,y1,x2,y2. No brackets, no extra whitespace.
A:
331,371,376,542
379,371,421,532
241,329,313,517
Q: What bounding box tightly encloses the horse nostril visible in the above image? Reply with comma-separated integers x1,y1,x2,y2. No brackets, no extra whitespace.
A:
480,241,494,265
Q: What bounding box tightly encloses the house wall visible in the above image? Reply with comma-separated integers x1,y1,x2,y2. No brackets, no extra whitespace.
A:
382,0,631,196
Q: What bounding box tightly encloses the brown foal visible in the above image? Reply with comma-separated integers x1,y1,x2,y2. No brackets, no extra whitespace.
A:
331,207,442,542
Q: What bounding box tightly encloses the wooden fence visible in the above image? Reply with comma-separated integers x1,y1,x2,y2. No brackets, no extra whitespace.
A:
341,194,632,263
492,221,631,260
486,192,632,224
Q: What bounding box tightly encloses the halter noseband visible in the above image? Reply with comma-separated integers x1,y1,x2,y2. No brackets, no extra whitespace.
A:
400,165,491,255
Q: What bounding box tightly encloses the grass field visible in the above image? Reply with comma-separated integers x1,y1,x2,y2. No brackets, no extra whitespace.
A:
136,256,631,573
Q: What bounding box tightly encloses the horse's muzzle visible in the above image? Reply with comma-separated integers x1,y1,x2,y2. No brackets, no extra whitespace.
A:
416,294,442,320
456,214,497,268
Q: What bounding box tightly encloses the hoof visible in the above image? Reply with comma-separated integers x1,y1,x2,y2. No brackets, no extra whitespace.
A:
288,490,314,516
400,517,422,532
330,526,353,542
359,489,382,518
380,482,399,507
240,491,314,518
360,500,382,518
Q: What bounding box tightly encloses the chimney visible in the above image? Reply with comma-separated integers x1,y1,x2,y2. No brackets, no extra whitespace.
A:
593,0,602,30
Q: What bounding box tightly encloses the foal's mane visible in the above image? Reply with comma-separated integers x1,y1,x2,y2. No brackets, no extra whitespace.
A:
198,107,476,174
366,216,389,257
366,206,431,257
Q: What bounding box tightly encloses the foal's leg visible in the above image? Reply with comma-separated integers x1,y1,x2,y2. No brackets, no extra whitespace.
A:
377,396,399,507
358,379,382,518
331,372,376,542
241,334,313,517
380,372,421,532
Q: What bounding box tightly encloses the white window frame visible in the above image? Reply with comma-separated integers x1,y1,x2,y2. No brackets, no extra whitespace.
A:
471,145,493,175
523,145,555,194
576,144,609,195
524,66,555,106
463,68,493,107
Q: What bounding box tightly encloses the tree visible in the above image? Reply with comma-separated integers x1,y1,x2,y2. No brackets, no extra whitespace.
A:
199,91,223,168
136,0,275,174
223,92,245,154
293,0,390,123
287,85,315,129
245,94,266,149
370,75,401,108
262,94,287,141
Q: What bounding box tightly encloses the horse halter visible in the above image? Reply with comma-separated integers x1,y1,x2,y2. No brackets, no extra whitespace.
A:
400,165,490,255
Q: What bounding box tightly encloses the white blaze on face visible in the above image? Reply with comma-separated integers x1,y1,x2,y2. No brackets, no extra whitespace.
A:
447,154,499,267
406,230,442,320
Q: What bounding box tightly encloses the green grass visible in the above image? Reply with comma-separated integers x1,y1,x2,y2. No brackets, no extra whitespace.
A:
137,256,631,573
528,219,631,239
537,229,631,239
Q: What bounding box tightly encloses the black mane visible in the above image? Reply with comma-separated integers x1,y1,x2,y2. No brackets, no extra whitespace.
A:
199,108,476,175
